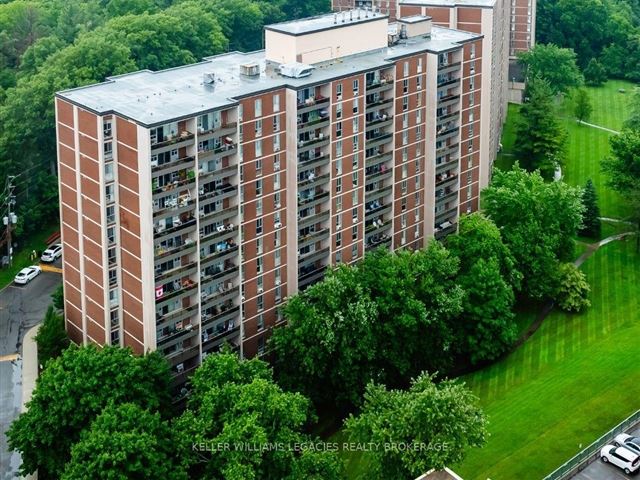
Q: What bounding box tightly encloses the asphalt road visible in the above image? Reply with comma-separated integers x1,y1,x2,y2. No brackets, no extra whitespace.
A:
0,262,61,480
572,424,640,480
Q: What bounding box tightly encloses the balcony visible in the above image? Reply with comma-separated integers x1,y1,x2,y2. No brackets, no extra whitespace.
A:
202,305,240,331
152,174,196,196
438,94,461,108
298,172,330,188
366,115,393,130
198,122,238,139
366,77,394,94
297,96,330,114
156,302,199,325
436,189,458,204
155,237,196,260
436,174,458,190
437,111,460,126
297,135,330,153
437,76,460,88
199,163,238,183
365,185,392,203
298,209,330,230
298,263,327,289
298,246,330,266
201,290,239,316
157,323,197,347
365,219,392,236
365,168,392,185
154,216,196,239
200,243,238,266
297,190,330,208
365,202,391,219
202,323,240,347
152,155,195,174
200,224,237,244
155,259,198,283
299,153,330,170
438,61,461,74
155,279,198,304
365,233,391,251
298,228,330,250
437,142,459,157
200,265,239,286
153,197,195,218
365,132,393,150
164,343,200,365
436,157,459,174
434,221,457,239
199,183,237,203
298,114,330,132
366,96,393,110
199,143,237,161
151,131,195,151
366,151,393,168
436,125,459,142
435,203,459,223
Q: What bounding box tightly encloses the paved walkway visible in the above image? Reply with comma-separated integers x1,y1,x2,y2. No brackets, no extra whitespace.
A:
19,325,39,480
576,120,620,135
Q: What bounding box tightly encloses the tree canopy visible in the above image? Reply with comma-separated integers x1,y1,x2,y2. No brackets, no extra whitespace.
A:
7,345,172,478
518,44,583,95
345,374,487,479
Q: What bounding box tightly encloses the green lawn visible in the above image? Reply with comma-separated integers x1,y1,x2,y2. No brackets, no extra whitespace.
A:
455,239,640,479
0,223,59,289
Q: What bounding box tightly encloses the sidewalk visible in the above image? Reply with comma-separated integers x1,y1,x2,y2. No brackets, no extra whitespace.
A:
20,325,39,480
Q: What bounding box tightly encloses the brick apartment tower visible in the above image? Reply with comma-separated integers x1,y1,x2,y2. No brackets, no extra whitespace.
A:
56,11,483,388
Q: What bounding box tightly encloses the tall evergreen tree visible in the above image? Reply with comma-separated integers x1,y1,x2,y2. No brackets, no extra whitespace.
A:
574,88,593,124
623,88,640,132
515,76,568,178
579,179,601,238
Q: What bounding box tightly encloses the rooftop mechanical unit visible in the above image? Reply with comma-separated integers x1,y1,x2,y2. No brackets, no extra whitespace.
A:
240,63,260,76
279,63,315,79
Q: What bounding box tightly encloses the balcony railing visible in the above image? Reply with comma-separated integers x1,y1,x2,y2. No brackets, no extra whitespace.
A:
152,155,195,174
296,96,330,110
437,77,460,88
157,324,197,347
434,221,457,239
298,190,330,208
152,175,196,195
151,131,195,150
155,279,198,304
366,97,393,109
198,122,238,137
154,217,196,238
366,234,391,251
155,259,198,283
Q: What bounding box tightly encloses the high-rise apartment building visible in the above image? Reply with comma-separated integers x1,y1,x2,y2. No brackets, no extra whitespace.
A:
55,11,482,387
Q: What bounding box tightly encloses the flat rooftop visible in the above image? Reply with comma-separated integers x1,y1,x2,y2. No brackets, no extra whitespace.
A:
400,0,496,8
265,9,388,36
399,14,434,23
58,25,481,127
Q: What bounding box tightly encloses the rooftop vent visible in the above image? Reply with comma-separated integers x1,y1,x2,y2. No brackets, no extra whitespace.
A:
279,63,315,79
240,62,260,76
203,72,216,84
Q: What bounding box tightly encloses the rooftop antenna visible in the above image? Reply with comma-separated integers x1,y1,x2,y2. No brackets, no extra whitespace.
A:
350,10,353,21
365,6,369,17
341,12,346,22
357,7,361,19
334,13,337,24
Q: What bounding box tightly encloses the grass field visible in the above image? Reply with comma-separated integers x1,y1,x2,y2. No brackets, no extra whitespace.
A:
455,239,640,479
495,80,636,219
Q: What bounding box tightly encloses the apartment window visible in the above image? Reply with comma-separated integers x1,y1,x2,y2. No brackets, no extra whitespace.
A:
275,229,281,247
402,164,408,179
109,288,118,307
402,213,407,228
352,154,359,170
108,247,116,266
336,250,342,263
403,113,408,129
417,125,422,140
273,94,280,112
274,154,281,172
467,172,473,185
255,158,263,176
403,61,409,77
108,269,117,286
274,173,280,189
469,91,475,106
257,276,263,294
111,329,120,345
336,158,342,175
353,98,359,114
417,58,423,73
402,147,408,162
352,207,358,222
415,158,420,172
353,135,359,151
416,76,422,91
257,314,264,331
470,44,476,58
336,231,342,247
337,82,343,98
352,171,358,186
353,79,359,94
256,179,263,196
256,218,263,235
352,225,358,240
469,111,474,122
401,197,407,212
401,180,408,195
417,92,422,107
256,198,263,216
274,134,281,152
107,226,116,245
104,142,113,160
352,190,358,205
106,205,116,224
468,157,473,169
255,119,262,137
469,78,475,90
257,257,263,274
110,309,119,328
468,125,474,138
257,294,264,311
103,120,112,138
275,248,281,266
416,175,421,189
415,191,421,205
353,117,359,133
274,191,281,208
470,61,476,75
336,177,342,193
402,96,408,112
468,140,473,152
273,116,280,132
467,185,472,199
105,184,115,204
257,237,263,254
336,140,343,158
336,214,342,230
336,121,342,138
351,244,358,259
255,98,262,117
255,139,262,157
415,209,420,222
403,79,409,94
104,163,114,181
336,196,343,211
336,103,343,119
275,286,282,303
402,131,409,146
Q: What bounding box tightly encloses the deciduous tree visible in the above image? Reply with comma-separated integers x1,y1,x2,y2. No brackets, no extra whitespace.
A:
574,88,593,124
345,374,487,480
34,305,69,365
583,58,607,86
518,44,583,95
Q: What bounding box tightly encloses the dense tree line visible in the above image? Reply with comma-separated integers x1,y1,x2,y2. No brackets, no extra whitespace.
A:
0,0,329,243
536,0,640,81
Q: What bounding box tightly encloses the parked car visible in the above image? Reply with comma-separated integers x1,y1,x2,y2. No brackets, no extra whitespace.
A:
616,434,640,455
41,244,62,262
601,444,640,474
14,266,41,285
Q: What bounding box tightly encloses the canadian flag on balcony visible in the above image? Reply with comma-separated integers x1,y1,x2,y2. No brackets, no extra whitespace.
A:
155,286,164,299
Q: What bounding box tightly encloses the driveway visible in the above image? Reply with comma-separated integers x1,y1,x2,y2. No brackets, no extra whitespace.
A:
0,262,62,479
571,424,640,480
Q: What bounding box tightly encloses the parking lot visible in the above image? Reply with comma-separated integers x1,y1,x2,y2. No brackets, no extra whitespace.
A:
571,424,640,480
0,259,62,480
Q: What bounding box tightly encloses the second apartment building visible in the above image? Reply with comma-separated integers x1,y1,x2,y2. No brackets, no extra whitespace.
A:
55,11,483,385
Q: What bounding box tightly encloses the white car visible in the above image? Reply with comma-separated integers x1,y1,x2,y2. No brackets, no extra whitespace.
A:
616,433,640,455
14,266,42,285
41,244,62,262
601,444,640,475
